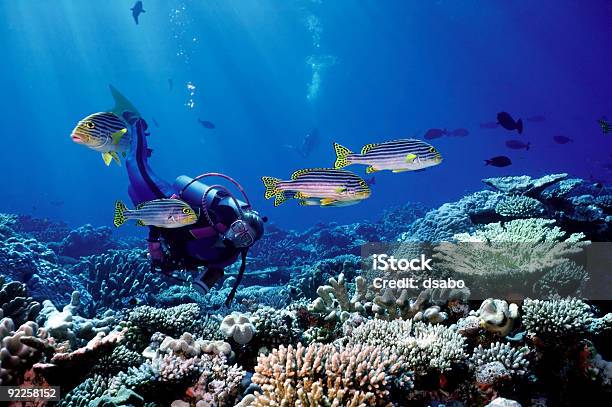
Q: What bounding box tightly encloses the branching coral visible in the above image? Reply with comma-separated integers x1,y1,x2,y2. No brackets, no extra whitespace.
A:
250,342,413,406
522,298,609,341
37,291,115,348
0,276,41,326
308,273,368,322
495,195,545,219
346,319,466,374
471,342,530,377
0,317,49,385
70,249,167,312
532,260,589,298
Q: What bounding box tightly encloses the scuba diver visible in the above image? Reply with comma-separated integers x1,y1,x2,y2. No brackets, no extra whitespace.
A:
70,85,266,306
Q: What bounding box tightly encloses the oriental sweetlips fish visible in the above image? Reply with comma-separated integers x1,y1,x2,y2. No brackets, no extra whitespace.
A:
262,168,371,207
70,112,130,166
333,139,442,174
113,199,198,228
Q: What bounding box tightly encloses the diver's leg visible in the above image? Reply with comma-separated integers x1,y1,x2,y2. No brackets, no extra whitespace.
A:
192,267,225,295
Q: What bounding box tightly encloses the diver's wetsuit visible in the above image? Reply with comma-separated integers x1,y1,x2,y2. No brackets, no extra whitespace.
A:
123,112,240,274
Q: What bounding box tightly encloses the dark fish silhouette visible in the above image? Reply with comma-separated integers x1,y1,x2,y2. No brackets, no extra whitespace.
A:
485,156,512,167
168,79,173,91
449,128,469,137
198,119,216,129
424,128,448,140
131,1,145,24
152,118,160,128
366,176,376,186
553,135,573,144
480,121,499,129
598,117,611,135
505,140,530,150
497,112,523,134
285,128,320,158
526,115,546,123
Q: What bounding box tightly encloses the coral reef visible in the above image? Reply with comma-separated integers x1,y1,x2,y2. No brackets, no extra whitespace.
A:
0,173,610,405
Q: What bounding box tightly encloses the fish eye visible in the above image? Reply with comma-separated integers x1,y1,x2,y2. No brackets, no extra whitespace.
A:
182,208,193,214
429,147,436,153
85,121,95,129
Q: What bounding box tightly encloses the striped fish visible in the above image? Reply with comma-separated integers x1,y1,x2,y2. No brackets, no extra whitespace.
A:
262,168,371,207
333,139,442,173
71,112,131,166
113,199,198,228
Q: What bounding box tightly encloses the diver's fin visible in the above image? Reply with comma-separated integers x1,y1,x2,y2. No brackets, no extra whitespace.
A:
405,153,417,163
113,200,128,227
333,143,353,169
109,84,141,117
274,191,288,207
366,166,377,174
102,152,113,166
361,143,378,155
320,198,337,206
111,128,127,145
262,177,281,200
109,151,121,166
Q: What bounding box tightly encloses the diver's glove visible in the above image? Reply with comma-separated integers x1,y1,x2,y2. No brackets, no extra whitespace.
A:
192,270,211,296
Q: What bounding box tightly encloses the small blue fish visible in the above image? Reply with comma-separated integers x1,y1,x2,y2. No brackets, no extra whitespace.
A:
131,1,145,25
198,119,216,129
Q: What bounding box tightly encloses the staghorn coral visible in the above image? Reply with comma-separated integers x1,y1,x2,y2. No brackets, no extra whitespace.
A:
495,195,545,219
0,317,49,385
250,342,413,406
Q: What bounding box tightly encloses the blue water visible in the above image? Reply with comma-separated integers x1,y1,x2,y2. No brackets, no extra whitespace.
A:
1,0,611,232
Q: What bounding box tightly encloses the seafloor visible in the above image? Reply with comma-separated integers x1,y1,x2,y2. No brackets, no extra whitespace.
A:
0,173,610,406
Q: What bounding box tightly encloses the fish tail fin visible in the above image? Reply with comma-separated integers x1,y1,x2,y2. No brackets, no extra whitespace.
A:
516,119,524,134
274,191,288,207
484,160,491,166
262,177,281,200
109,85,141,117
526,142,530,151
333,143,353,169
113,200,128,227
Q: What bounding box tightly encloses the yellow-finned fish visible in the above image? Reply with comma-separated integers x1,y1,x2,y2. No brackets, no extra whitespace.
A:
333,139,442,173
262,168,371,207
113,199,198,228
71,112,130,166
